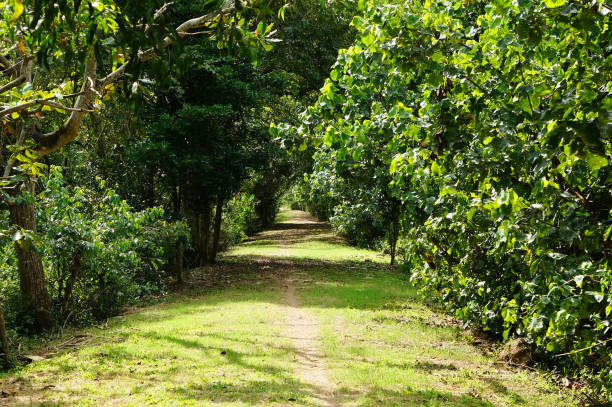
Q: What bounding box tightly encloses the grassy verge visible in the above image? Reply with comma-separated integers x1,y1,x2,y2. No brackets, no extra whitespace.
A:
297,265,577,407
0,284,312,406
0,209,578,406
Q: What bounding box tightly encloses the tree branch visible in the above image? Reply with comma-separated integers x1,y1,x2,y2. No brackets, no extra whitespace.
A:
154,2,175,20
42,100,96,113
0,75,25,95
0,90,86,118
35,57,98,157
99,8,231,86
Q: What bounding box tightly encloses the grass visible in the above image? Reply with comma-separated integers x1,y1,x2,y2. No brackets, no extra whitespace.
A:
2,286,311,406
0,209,578,406
228,210,387,263
298,266,575,407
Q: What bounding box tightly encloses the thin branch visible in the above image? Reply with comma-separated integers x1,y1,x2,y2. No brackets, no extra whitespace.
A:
178,30,212,36
99,8,230,86
41,100,96,113
154,2,175,20
0,75,25,94
0,90,86,118
0,59,22,78
0,98,52,118
464,74,486,94
554,338,612,357
0,54,12,69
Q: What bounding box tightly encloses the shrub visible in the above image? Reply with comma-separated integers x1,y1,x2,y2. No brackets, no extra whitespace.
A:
0,166,190,333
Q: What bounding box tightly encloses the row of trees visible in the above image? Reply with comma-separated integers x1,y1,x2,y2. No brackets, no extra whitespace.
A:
0,0,353,367
280,0,611,402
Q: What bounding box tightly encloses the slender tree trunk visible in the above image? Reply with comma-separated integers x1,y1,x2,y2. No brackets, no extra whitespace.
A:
172,185,180,214
390,223,398,265
175,243,184,283
0,301,10,366
171,185,184,282
201,206,212,265
191,213,202,266
210,200,224,264
8,182,53,331
60,251,82,320
389,199,401,266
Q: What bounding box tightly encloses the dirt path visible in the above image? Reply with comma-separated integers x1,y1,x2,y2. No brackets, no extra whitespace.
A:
275,212,337,407
283,277,337,407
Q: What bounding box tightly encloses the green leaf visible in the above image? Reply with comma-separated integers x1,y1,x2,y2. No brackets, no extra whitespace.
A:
483,136,493,145
321,81,334,98
585,151,608,171
390,155,403,174
431,161,441,176
503,328,510,341
11,0,24,21
361,32,376,47
573,275,584,288
544,0,565,8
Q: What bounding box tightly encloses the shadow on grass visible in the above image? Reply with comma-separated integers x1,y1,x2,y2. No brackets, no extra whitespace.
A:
0,210,541,406
338,386,498,407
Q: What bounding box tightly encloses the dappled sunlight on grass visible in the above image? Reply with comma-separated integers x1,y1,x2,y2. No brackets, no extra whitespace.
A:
1,287,316,406
0,209,578,406
227,210,387,263
297,266,577,407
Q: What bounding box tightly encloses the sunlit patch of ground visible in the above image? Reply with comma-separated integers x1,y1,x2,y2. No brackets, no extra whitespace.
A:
0,209,577,406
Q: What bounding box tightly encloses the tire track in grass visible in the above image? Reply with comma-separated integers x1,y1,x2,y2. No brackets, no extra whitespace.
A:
282,275,337,407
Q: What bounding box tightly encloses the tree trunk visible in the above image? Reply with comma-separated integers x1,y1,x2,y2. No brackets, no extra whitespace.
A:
191,213,202,266
0,301,10,366
171,185,184,282
200,207,212,266
8,183,54,331
60,251,82,320
175,243,184,283
210,200,224,264
389,199,401,266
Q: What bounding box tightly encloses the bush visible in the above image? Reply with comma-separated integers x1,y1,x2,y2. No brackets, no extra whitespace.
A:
330,202,386,248
221,192,260,247
0,166,190,333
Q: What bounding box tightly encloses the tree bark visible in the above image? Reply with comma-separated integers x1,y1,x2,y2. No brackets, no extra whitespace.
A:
201,207,212,266
389,199,401,266
175,243,184,283
60,250,82,320
0,300,10,366
210,200,224,264
8,182,54,331
191,213,202,266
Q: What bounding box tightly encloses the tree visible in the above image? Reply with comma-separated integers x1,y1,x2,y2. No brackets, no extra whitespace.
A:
0,0,275,330
0,301,10,368
283,0,611,396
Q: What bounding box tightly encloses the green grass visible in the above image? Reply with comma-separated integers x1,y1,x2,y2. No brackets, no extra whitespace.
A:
297,267,575,407
2,286,311,406
0,209,577,406
228,209,387,263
